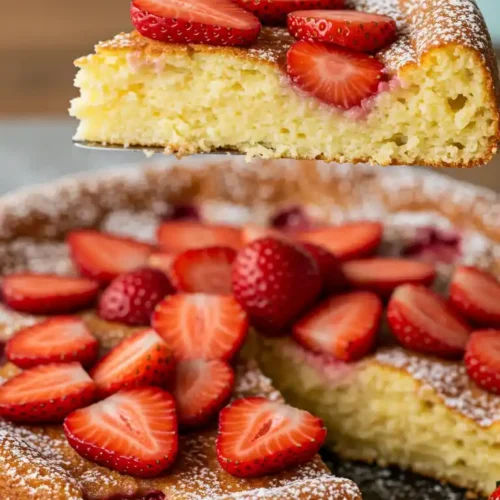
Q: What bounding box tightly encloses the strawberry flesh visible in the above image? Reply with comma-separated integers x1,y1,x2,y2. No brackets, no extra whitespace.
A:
64,386,178,478
148,252,176,277
465,330,500,394
217,397,326,477
6,316,98,369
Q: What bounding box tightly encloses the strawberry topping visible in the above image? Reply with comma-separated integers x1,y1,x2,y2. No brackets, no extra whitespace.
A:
465,330,500,395
217,397,326,478
271,206,312,230
64,386,178,478
6,316,98,369
148,252,176,277
153,294,249,361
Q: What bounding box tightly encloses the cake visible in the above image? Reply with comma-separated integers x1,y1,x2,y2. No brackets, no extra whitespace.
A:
70,0,500,168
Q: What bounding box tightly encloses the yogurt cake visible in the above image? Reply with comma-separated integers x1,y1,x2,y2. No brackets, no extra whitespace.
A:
71,0,500,167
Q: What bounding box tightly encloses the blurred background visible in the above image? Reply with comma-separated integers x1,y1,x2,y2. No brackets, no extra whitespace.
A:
1,0,499,193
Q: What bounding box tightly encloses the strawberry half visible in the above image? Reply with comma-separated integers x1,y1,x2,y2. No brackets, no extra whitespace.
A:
387,285,471,358
341,258,436,297
449,266,500,327
5,316,98,369
465,330,500,394
293,291,382,361
217,397,326,478
286,41,385,109
233,0,344,25
489,484,500,500
0,363,95,423
131,0,261,46
297,221,382,260
171,247,236,295
68,230,153,284
91,329,174,397
288,10,397,52
1,273,99,315
64,386,178,478
153,294,248,361
157,221,242,253
173,359,235,428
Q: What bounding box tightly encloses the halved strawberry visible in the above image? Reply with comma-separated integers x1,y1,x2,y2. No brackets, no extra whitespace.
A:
0,363,95,423
449,266,500,327
217,397,326,477
387,285,471,358
171,247,236,295
91,329,174,397
148,251,176,276
489,484,500,500
287,41,385,109
131,0,261,46
234,0,344,25
297,221,383,260
1,273,100,315
341,258,436,297
465,330,500,394
270,206,312,230
293,291,382,361
64,386,178,478
68,230,153,284
157,221,242,253
288,10,397,52
5,316,98,369
152,294,248,361
173,359,235,428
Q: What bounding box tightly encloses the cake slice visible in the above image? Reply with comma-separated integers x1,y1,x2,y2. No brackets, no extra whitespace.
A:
70,0,500,167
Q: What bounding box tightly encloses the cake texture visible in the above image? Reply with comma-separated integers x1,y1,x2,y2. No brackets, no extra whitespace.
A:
70,0,500,168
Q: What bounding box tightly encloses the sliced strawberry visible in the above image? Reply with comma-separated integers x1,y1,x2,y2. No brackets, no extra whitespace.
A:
288,10,397,52
234,0,344,25
173,359,235,428
64,386,178,478
131,0,261,46
1,273,100,315
157,221,242,253
148,252,176,276
232,237,322,333
241,225,284,245
465,330,500,394
5,316,98,369
293,291,382,361
98,268,175,326
153,294,248,361
489,484,500,500
341,258,436,297
449,266,500,327
68,230,153,284
0,363,95,423
217,397,326,477
91,329,174,397
296,221,382,260
286,41,385,109
387,285,471,358
271,206,312,230
171,247,236,295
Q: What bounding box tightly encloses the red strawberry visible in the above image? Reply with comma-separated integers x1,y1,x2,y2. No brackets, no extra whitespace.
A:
489,483,500,500
286,41,385,109
387,285,471,358
157,221,242,253
98,268,175,326
217,397,326,478
341,258,436,297
297,221,382,260
233,0,344,25
153,294,248,361
465,330,500,395
171,247,236,295
241,225,284,245
131,0,261,46
64,386,178,478
148,252,176,276
231,237,322,333
293,291,382,361
301,242,348,294
0,363,95,423
172,359,235,428
288,10,397,52
1,274,99,315
5,316,98,369
91,329,174,397
68,230,153,284
449,266,500,327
